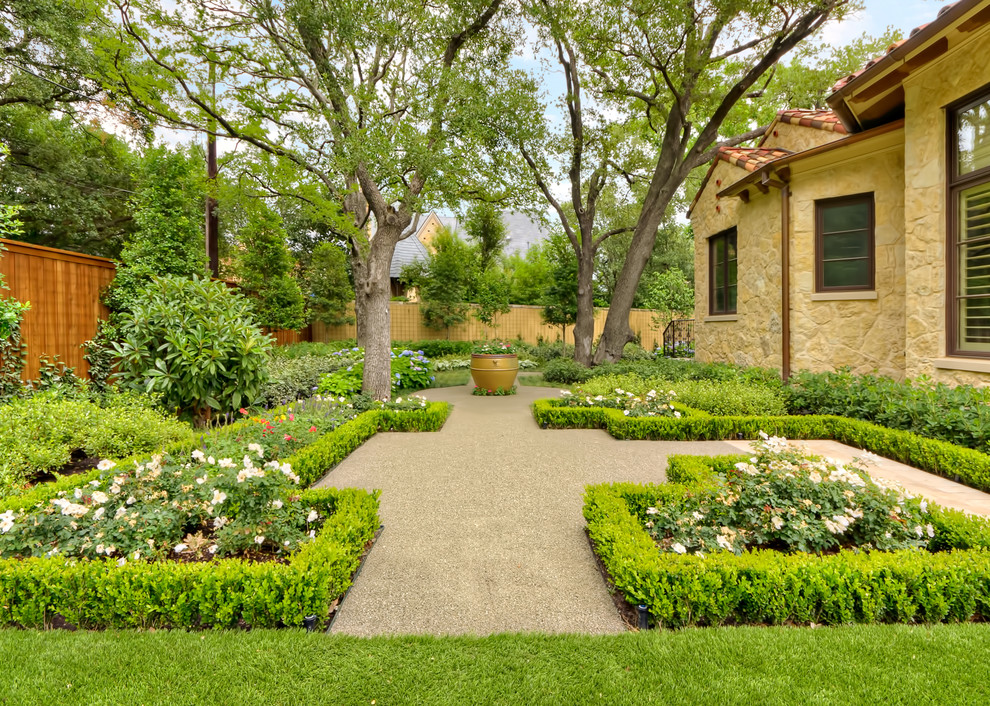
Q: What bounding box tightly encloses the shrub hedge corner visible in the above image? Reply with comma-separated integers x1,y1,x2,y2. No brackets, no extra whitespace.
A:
584,460,990,629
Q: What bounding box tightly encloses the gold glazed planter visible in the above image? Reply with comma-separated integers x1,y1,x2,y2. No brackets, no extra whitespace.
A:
470,354,519,391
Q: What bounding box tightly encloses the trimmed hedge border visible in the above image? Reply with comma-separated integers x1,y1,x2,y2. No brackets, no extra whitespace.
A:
0,402,451,629
533,399,990,493
584,457,990,629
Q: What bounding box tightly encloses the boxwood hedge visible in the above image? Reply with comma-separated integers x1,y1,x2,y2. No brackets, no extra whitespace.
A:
533,399,990,493
584,456,990,629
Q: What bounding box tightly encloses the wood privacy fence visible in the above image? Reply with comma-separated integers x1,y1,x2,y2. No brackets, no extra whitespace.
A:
0,237,663,381
313,302,665,350
0,238,115,381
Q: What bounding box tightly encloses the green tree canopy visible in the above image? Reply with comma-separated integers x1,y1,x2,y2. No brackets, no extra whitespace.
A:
402,228,476,334
306,242,354,327
235,202,307,331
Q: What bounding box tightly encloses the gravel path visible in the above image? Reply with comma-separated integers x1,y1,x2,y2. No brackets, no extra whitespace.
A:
318,383,736,636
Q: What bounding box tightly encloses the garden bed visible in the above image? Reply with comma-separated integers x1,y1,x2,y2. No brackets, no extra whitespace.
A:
0,400,450,629
533,399,990,493
584,449,990,629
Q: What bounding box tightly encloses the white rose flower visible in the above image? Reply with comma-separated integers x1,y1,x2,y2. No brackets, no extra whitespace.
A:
771,516,785,530
74,488,83,499
209,545,219,554
254,535,265,545
132,551,141,561
926,524,935,538
92,507,105,521
914,525,924,537
207,456,216,465
248,443,264,458
671,542,687,554
0,510,15,534
271,499,283,509
307,509,319,523
218,458,235,469
96,459,116,471
174,543,188,553
91,491,108,505
117,558,127,567
211,490,227,506
192,450,206,462
126,496,136,505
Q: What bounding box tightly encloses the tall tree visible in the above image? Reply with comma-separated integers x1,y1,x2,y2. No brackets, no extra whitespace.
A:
541,231,578,348
108,0,518,399
306,242,354,327
0,107,141,257
582,0,853,362
463,202,508,271
235,201,307,331
401,227,475,336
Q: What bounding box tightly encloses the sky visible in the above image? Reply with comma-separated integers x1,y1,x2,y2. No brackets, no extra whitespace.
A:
823,0,950,47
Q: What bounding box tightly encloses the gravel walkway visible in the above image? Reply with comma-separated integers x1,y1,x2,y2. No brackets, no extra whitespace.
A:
317,383,735,636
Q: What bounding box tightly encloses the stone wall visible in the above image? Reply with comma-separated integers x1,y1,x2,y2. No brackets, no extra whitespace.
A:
693,160,784,371
788,141,907,378
902,22,990,385
761,121,843,153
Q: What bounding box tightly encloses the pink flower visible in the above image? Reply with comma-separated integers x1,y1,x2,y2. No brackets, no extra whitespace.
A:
309,426,317,433
284,434,292,441
239,408,248,415
289,414,295,421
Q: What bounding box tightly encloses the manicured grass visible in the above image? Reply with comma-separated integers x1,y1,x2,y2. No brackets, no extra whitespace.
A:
2,625,988,704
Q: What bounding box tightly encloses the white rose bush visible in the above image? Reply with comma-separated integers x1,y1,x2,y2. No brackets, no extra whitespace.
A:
644,434,932,556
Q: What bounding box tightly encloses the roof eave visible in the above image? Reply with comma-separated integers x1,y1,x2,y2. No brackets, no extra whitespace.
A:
825,0,981,131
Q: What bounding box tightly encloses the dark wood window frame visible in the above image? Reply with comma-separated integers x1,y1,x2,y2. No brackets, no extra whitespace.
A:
814,193,876,293
708,227,737,315
947,83,990,358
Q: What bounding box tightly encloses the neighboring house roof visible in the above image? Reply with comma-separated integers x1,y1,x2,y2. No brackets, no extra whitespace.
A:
388,210,549,278
502,211,550,256
717,147,793,172
389,232,430,279
775,109,848,134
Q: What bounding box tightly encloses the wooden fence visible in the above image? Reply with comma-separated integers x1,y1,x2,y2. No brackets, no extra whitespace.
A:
313,302,665,350
1,238,116,381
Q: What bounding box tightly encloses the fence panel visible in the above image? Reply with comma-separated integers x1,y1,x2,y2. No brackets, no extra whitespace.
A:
1,238,116,381
313,302,663,350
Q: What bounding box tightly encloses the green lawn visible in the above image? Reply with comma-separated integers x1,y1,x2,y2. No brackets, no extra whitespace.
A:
2,625,988,705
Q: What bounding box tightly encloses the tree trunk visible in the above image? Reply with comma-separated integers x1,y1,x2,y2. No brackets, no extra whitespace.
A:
351,227,402,401
573,252,596,366
594,182,680,364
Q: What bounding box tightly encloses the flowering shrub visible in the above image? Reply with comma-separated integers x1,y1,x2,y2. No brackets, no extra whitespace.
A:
0,441,326,563
316,348,433,395
644,433,931,555
472,340,517,355
558,388,682,418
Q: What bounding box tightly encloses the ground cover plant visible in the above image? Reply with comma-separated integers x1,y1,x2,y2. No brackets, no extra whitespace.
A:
472,385,517,396
0,391,192,498
3,624,989,705
584,442,990,628
785,368,990,452
260,350,362,406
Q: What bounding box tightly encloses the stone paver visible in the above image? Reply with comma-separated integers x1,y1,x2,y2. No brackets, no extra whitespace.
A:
319,384,736,636
726,439,990,516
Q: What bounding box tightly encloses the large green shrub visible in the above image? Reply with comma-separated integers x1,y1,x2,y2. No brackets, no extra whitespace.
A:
306,242,354,326
113,276,272,424
785,368,990,452
542,357,592,384
102,148,207,333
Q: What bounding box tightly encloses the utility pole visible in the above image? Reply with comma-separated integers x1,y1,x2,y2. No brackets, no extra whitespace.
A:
206,61,219,278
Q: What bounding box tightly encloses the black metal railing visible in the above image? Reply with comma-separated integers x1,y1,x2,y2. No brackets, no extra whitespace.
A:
662,319,695,358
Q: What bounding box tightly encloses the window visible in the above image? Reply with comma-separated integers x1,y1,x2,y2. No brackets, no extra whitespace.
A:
815,194,875,292
949,86,990,356
709,228,737,315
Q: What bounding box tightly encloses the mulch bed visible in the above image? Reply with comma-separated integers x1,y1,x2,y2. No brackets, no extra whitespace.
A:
585,529,642,632
29,449,100,487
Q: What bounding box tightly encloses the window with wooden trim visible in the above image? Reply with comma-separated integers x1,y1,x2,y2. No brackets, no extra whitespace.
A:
815,194,875,292
950,86,990,356
709,228,737,315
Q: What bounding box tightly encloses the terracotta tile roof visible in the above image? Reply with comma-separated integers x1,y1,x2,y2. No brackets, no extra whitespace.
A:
717,146,792,172
776,109,848,134
829,2,960,93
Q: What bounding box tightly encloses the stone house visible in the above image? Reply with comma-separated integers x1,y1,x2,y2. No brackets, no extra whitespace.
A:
688,0,990,385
